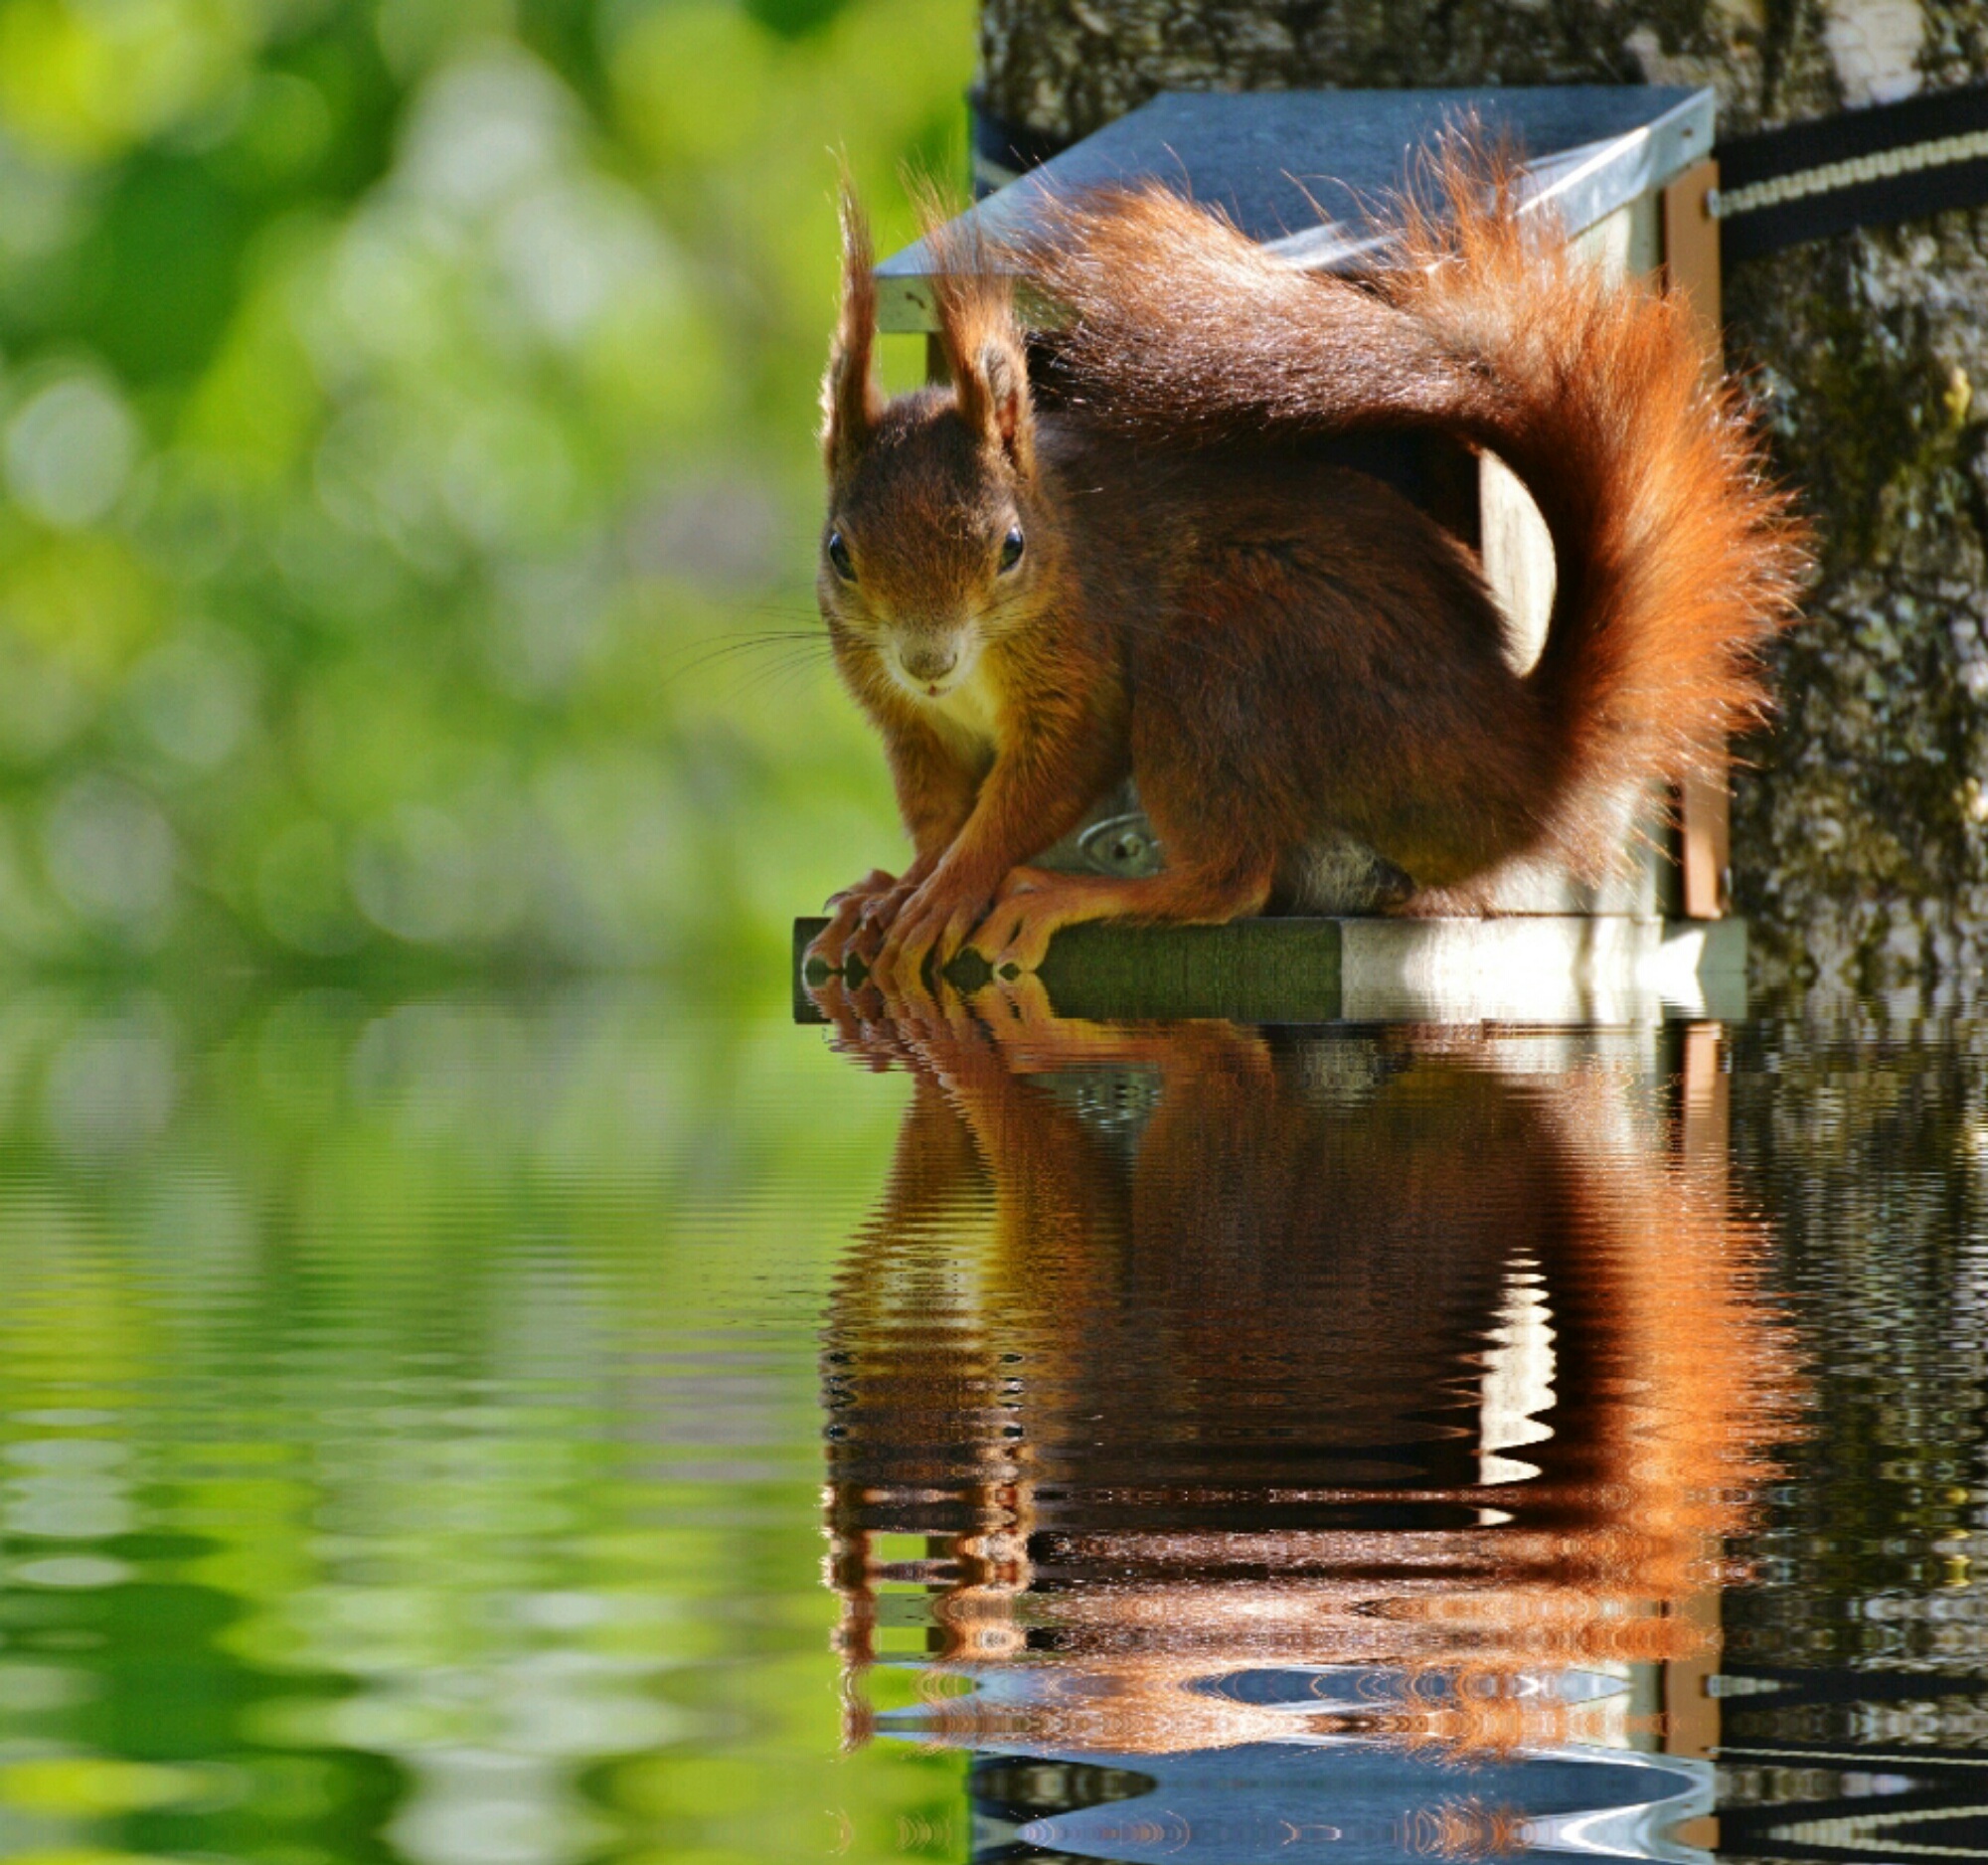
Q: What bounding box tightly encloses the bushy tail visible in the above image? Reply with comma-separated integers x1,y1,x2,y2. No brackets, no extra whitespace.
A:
1016,161,1809,876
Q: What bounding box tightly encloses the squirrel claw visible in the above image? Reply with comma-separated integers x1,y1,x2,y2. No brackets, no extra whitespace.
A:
874,875,995,987
810,867,908,972
981,878,1097,973
823,868,898,913
984,911,1060,974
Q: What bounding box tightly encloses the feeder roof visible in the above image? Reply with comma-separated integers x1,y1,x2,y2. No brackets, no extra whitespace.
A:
875,85,1714,331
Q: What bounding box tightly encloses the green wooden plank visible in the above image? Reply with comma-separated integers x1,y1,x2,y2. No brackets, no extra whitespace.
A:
792,917,1344,1023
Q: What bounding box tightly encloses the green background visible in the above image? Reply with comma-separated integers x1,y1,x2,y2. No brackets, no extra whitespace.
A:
0,987,945,1865
0,12,978,1856
0,0,972,993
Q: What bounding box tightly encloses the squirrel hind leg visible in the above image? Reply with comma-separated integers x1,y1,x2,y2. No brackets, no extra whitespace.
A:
974,854,1276,975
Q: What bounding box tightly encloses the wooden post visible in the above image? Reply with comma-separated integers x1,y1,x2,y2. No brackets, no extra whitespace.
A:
1663,162,1730,921
1679,1017,1729,1186
1476,193,1666,917
1659,1018,1726,1850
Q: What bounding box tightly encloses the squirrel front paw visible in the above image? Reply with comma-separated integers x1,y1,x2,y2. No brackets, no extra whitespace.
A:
807,868,902,970
976,869,1103,973
869,871,997,988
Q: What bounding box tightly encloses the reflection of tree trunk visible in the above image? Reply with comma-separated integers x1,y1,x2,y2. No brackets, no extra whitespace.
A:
978,4,1988,998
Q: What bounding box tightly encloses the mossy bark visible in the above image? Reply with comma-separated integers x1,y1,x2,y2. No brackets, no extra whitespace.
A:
979,1,1988,1005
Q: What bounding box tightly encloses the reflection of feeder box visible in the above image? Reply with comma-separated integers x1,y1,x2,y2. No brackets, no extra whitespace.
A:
962,1740,1715,1864
843,87,1745,1020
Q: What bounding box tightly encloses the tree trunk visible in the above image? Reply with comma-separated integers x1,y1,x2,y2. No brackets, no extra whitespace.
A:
978,1,1988,1004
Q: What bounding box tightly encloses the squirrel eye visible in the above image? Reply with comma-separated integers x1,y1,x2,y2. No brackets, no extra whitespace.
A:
998,526,1025,573
826,530,856,582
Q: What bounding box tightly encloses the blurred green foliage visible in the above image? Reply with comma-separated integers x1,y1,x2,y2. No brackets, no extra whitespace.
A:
0,0,972,990
0,985,945,1865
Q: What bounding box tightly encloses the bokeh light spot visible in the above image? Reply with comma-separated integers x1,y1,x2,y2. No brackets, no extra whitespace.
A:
4,372,140,528
41,772,177,937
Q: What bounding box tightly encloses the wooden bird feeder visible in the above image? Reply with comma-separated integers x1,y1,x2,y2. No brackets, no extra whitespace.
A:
802,86,1744,1025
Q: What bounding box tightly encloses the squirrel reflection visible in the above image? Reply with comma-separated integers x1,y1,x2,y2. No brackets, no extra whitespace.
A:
816,982,1800,1758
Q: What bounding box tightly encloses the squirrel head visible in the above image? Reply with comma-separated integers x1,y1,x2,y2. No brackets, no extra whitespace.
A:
818,187,1058,708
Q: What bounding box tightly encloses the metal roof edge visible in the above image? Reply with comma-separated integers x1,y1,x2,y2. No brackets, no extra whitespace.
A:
875,85,1717,330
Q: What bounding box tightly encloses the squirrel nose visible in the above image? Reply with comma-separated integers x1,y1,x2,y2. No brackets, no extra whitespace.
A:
900,640,960,683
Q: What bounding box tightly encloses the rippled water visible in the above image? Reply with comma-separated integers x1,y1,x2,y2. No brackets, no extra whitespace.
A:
0,986,1981,1864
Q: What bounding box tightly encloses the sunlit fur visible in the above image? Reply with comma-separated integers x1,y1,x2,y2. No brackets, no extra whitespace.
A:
812,157,1809,969
1023,155,1810,894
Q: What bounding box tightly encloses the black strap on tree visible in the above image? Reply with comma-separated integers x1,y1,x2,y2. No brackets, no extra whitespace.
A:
1715,79,1988,264
970,82,1988,266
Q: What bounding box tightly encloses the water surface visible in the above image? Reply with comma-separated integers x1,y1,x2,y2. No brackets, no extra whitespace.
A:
0,986,1981,1863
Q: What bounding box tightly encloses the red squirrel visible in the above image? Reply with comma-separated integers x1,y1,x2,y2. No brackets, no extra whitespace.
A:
806,162,1807,984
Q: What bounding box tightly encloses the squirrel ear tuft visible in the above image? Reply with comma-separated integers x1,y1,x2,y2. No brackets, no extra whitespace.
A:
914,179,1036,476
949,324,1034,475
977,339,1031,455
822,181,882,472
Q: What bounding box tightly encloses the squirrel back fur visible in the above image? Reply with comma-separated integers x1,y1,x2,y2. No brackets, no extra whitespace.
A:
1016,163,1809,883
